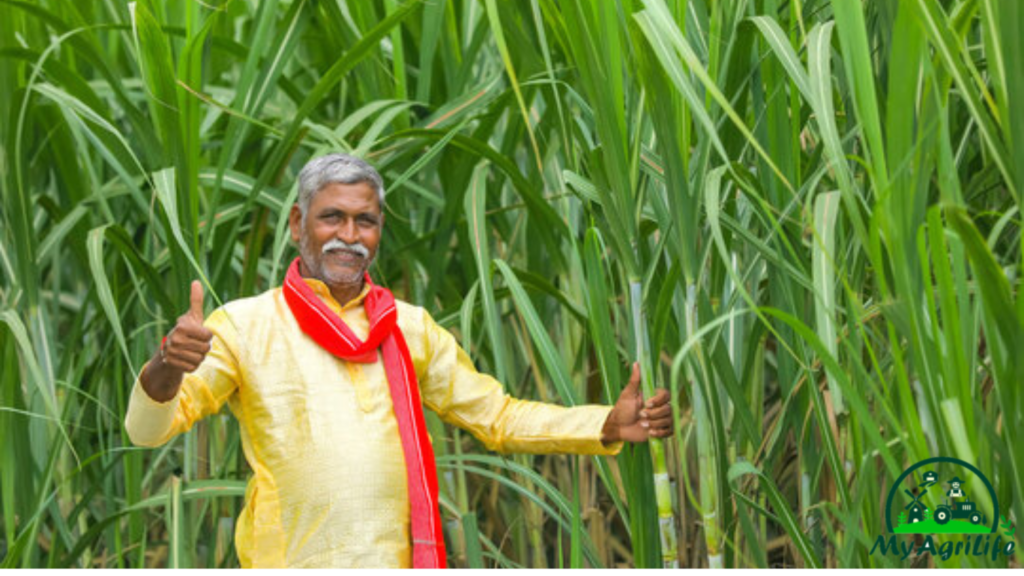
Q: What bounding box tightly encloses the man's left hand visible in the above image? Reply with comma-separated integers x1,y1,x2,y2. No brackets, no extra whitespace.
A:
601,362,674,444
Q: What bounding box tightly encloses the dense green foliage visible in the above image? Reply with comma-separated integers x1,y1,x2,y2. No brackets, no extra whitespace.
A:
1,0,1021,568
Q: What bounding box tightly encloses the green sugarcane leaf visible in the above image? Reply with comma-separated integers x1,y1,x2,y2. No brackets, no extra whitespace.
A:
493,259,577,405
829,0,889,193
812,191,843,413
87,226,132,369
911,0,1017,202
728,462,820,569
436,455,603,567
464,163,510,384
129,1,181,169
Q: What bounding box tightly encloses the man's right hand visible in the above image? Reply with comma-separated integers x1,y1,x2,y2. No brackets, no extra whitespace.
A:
140,280,213,402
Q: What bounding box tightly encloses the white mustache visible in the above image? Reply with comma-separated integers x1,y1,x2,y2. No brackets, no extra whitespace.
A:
322,238,369,259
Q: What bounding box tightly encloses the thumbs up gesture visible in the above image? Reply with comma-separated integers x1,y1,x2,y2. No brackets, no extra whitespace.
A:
601,362,674,444
160,280,214,374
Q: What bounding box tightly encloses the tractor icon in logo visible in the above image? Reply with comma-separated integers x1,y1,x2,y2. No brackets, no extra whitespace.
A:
934,476,983,526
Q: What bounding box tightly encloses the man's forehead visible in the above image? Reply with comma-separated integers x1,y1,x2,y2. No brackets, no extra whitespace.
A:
311,182,381,211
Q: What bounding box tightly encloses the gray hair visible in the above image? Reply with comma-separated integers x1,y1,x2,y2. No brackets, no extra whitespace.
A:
297,153,385,216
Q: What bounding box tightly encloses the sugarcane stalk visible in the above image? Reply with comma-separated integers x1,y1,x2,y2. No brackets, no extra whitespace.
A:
684,283,722,568
629,279,678,568
169,474,183,569
451,427,471,564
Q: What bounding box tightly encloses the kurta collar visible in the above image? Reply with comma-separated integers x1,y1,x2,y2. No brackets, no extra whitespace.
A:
301,277,372,314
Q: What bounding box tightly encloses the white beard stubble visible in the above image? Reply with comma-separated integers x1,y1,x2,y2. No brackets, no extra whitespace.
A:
299,232,374,287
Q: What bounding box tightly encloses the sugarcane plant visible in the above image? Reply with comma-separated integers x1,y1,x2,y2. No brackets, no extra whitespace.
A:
2,0,1022,569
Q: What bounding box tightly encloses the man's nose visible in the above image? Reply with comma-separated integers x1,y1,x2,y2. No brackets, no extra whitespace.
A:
337,218,357,243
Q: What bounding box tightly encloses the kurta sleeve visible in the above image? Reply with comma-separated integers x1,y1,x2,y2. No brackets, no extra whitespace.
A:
124,308,241,448
414,308,623,456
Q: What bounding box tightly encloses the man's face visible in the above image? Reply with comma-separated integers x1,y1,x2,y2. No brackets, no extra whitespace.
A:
289,181,383,287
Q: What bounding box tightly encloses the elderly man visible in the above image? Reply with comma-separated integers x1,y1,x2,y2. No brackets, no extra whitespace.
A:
125,153,674,568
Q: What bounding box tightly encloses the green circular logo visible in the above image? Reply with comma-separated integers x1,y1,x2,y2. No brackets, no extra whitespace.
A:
885,457,999,534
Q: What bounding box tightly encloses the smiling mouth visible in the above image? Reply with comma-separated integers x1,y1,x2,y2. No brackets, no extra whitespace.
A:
324,250,365,264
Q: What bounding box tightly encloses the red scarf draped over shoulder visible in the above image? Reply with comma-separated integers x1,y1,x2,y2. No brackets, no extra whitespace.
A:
282,257,446,568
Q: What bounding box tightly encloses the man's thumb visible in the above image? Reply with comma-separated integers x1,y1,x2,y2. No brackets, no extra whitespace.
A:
189,280,205,320
626,361,641,393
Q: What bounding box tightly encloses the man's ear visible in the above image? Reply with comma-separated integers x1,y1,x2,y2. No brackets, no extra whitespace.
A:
289,204,302,244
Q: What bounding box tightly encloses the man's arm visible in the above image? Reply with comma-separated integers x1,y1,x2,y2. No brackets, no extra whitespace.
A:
125,281,240,447
412,308,672,456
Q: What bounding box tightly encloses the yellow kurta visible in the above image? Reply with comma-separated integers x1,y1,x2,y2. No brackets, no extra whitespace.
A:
124,278,622,568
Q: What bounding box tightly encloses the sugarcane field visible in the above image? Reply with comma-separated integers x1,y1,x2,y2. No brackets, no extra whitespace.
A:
1,0,1022,570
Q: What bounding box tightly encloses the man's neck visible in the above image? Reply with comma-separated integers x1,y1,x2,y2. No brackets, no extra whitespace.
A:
298,261,365,308
328,282,364,308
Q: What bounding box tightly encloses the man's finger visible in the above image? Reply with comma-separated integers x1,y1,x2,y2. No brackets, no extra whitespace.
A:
650,417,673,429
164,356,202,373
189,280,205,320
649,415,673,428
175,322,213,342
625,362,641,393
644,388,670,408
645,403,672,419
170,336,212,355
167,349,206,366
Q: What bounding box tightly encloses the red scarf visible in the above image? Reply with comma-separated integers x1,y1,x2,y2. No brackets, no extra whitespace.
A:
282,257,446,568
